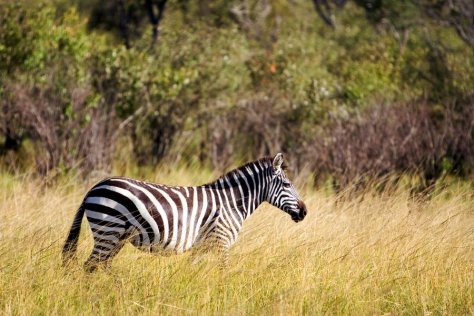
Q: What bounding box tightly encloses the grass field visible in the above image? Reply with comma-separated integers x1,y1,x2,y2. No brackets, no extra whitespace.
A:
0,170,473,315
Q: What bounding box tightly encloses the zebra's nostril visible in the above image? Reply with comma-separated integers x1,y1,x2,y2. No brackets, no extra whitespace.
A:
297,200,307,217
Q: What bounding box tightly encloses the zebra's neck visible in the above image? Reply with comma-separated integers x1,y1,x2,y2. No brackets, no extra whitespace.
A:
202,159,273,219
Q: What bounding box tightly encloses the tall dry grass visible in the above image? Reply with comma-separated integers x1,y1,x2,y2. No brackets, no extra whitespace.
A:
0,170,473,315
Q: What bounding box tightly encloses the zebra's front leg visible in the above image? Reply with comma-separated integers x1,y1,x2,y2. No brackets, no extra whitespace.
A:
214,230,237,269
205,211,240,269
189,237,230,267
217,243,230,269
199,233,231,268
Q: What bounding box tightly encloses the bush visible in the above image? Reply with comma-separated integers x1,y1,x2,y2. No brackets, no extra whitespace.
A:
309,98,474,191
0,4,114,175
0,0,473,192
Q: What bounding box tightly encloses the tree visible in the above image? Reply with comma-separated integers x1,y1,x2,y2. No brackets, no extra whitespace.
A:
312,0,474,49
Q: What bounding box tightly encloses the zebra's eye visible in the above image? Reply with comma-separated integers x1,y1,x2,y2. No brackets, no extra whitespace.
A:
282,182,291,188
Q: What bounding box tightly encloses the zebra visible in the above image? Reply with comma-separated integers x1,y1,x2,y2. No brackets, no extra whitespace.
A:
62,153,307,271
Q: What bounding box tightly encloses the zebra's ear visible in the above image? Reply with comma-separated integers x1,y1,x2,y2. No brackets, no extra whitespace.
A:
272,153,284,171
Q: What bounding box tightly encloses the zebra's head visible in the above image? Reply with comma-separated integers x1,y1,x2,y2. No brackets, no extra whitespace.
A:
266,153,307,223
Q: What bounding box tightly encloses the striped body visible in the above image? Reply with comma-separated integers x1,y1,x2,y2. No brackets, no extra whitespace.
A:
85,177,247,255
62,154,307,271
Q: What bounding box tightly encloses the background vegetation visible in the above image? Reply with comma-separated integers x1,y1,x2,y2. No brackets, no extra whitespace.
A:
1,0,473,192
1,1,473,314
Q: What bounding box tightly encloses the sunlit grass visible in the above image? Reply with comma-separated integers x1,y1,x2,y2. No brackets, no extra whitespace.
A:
0,170,473,315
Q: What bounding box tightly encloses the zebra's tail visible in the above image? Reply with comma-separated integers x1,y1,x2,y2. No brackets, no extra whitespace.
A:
62,203,85,264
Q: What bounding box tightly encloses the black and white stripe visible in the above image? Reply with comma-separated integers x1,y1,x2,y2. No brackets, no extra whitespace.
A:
62,153,307,270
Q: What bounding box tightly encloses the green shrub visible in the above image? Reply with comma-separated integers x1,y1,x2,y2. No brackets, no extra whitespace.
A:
0,0,473,191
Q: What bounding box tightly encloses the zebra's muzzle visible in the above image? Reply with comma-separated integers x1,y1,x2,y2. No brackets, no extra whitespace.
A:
292,200,307,222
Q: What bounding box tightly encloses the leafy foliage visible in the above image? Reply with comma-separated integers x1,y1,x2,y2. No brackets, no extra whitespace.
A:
0,0,473,190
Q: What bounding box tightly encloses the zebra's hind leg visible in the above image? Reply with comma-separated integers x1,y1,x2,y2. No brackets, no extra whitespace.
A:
84,230,127,272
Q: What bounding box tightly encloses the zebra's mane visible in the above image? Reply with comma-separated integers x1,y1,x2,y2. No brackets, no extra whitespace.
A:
203,156,287,188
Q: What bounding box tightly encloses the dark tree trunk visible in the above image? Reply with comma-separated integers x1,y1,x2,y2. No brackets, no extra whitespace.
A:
145,0,168,45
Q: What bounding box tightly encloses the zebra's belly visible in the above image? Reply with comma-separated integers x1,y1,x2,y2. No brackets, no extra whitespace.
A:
127,224,219,255
128,229,202,255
